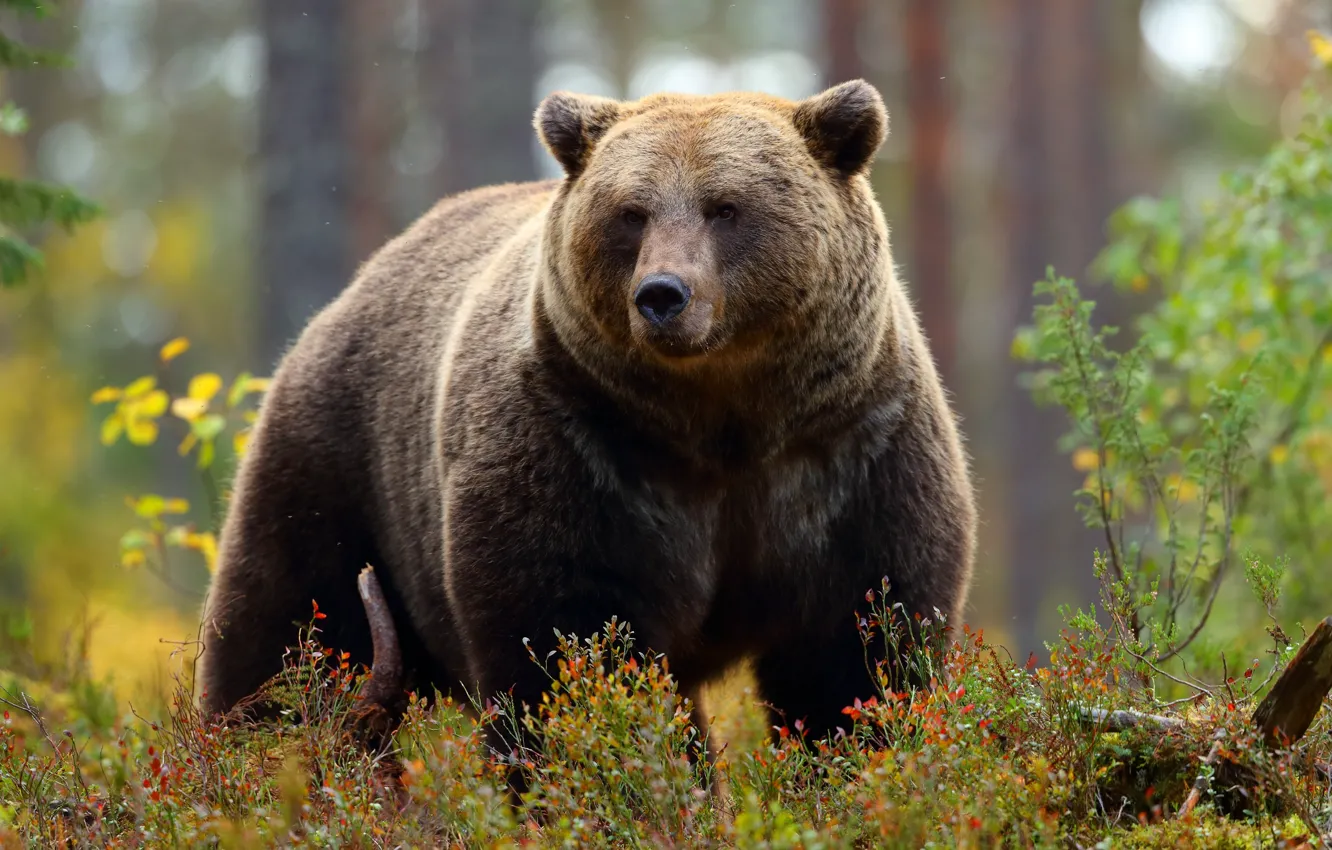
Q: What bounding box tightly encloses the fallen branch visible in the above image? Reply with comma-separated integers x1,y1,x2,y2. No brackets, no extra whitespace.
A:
1081,707,1184,732
352,564,406,747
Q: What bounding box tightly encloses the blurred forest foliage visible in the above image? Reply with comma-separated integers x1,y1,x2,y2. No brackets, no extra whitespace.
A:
0,0,1329,707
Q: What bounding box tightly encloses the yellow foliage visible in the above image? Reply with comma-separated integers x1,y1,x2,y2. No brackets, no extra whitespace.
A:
1269,444,1289,466
160,336,190,362
1236,328,1264,354
188,373,223,403
1309,30,1332,67
1165,473,1201,503
170,396,208,422
39,217,111,292
147,202,208,289
1071,447,1100,472
79,601,199,704
179,530,218,574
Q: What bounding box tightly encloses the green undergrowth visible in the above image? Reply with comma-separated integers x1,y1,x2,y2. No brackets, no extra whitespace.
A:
0,585,1326,848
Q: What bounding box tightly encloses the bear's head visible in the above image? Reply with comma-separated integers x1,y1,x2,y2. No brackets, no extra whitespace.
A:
535,80,890,376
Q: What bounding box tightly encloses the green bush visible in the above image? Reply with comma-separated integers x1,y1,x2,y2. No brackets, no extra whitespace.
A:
1014,47,1332,685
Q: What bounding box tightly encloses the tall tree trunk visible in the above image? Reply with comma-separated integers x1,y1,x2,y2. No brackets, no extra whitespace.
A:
904,0,955,385
1001,1,1050,660
258,1,352,368
1003,1,1122,659
429,0,543,196
347,0,397,265
823,0,865,85
592,0,642,97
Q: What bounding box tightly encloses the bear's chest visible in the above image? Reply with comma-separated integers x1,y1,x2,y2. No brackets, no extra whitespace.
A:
620,449,860,658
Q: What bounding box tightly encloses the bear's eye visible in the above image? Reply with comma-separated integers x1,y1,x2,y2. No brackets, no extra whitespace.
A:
715,203,738,222
621,209,645,226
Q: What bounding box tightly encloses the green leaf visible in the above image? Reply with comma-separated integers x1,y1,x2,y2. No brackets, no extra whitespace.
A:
191,414,227,442
0,1,54,18
0,177,101,230
0,103,27,136
227,371,253,408
119,528,151,550
0,30,67,69
0,234,42,286
197,440,215,470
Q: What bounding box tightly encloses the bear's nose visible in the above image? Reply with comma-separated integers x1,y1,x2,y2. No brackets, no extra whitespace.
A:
634,273,691,327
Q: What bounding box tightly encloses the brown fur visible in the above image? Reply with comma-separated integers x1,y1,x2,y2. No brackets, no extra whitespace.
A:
198,80,976,754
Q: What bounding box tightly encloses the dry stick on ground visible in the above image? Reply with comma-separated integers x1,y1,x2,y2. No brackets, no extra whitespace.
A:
352,564,406,747
1081,707,1184,732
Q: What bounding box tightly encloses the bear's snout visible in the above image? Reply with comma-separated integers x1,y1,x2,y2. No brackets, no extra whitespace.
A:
634,273,691,326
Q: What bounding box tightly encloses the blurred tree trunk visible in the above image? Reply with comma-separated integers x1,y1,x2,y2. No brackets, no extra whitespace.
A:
904,0,955,384
592,0,641,96
1002,1,1125,659
348,0,397,265
823,0,865,86
258,1,352,368
429,0,542,196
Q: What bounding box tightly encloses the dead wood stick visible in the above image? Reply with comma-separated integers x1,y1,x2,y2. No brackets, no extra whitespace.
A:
353,565,405,743
1081,707,1184,732
1252,616,1332,748
1176,737,1223,820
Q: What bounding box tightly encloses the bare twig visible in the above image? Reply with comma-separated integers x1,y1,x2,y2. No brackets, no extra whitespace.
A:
0,690,59,755
1176,737,1223,820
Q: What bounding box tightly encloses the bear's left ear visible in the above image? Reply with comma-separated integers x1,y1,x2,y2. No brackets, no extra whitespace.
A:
793,79,888,177
534,91,623,178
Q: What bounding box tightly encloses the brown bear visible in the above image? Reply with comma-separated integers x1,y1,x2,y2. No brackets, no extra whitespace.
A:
198,80,977,752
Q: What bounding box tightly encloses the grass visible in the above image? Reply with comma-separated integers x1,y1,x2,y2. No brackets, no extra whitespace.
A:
0,589,1328,848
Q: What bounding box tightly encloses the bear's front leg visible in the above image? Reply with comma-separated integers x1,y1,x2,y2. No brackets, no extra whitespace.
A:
437,431,702,789
754,409,976,743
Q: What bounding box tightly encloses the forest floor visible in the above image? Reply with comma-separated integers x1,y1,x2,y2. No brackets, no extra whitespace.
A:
0,598,1328,848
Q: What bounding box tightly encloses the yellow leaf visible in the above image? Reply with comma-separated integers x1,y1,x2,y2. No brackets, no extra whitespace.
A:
177,432,198,457
100,416,124,446
244,377,272,394
1071,447,1100,472
126,419,159,446
1237,328,1264,354
188,373,223,403
1176,479,1200,503
135,389,169,418
121,549,146,569
123,376,157,398
187,532,219,573
1270,444,1290,466
1309,30,1332,66
163,498,190,514
90,386,122,404
233,429,251,457
159,337,190,363
171,397,208,422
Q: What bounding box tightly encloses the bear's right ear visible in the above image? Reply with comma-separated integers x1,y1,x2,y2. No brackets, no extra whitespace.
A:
793,79,888,178
534,91,623,178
